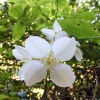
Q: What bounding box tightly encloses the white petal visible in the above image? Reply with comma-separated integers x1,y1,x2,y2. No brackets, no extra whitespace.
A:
75,47,83,61
41,28,55,40
50,64,76,87
12,49,23,60
76,41,80,46
25,36,50,58
24,60,47,86
52,37,76,61
55,31,68,40
13,45,32,59
53,20,62,32
18,61,31,80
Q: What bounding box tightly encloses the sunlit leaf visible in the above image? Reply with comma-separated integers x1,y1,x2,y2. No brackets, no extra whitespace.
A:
12,22,26,40
80,11,95,21
8,0,23,3
58,19,100,38
54,0,68,8
8,4,24,19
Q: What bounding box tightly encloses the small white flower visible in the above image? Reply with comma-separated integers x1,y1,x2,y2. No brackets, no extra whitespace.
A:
18,36,76,87
41,20,83,61
41,20,68,42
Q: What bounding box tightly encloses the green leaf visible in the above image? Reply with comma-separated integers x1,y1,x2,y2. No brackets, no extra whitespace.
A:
0,19,8,25
0,84,4,88
23,5,30,17
0,72,11,79
0,25,6,32
37,0,52,4
8,0,23,3
95,39,100,45
8,4,24,19
80,11,95,21
54,0,68,8
32,6,40,18
9,92,17,97
58,19,100,38
0,95,10,100
12,22,26,40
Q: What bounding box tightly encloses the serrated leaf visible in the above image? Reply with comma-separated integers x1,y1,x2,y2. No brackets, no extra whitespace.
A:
12,22,26,40
58,19,100,38
8,4,24,19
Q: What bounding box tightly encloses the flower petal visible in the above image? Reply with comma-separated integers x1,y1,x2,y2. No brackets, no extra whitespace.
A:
52,37,76,61
75,47,83,61
55,31,68,40
76,41,80,46
25,36,50,58
24,60,47,86
12,49,24,60
50,64,76,87
53,20,62,32
13,45,32,60
18,61,31,80
41,28,55,40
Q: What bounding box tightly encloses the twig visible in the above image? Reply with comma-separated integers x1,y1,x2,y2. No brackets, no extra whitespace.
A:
92,75,98,100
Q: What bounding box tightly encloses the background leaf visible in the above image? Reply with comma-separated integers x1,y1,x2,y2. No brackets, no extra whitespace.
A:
8,4,24,19
12,22,26,40
58,19,100,38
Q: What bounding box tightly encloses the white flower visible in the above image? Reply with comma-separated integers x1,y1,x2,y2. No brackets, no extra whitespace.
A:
41,20,83,61
41,20,68,42
18,36,76,87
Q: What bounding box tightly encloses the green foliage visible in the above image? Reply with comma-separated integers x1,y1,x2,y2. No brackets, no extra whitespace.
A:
80,11,95,21
0,95,10,100
0,0,100,99
12,22,26,40
58,19,100,38
0,72,11,80
8,4,24,19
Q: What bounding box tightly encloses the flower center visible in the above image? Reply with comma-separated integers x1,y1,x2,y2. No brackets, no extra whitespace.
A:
40,51,62,70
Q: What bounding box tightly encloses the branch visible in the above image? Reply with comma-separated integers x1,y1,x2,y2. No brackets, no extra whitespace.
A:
92,75,98,100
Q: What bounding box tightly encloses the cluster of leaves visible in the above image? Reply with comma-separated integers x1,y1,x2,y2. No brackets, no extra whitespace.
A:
0,0,100,99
